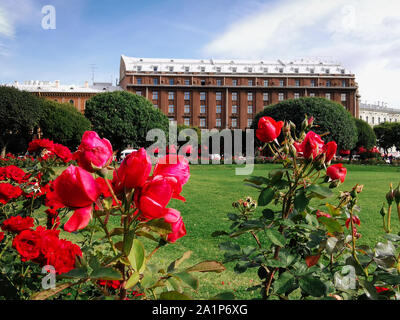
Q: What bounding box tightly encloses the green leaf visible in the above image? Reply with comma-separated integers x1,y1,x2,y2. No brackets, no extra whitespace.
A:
144,218,172,235
167,251,192,273
299,276,327,297
128,239,145,272
125,272,140,289
186,261,226,273
274,272,297,295
244,176,269,186
159,291,192,300
294,190,309,212
219,241,241,252
123,229,136,255
58,267,88,279
306,185,334,199
318,217,343,234
266,229,286,247
210,292,235,300
90,267,123,280
258,188,275,206
174,271,199,290
359,279,379,300
30,282,75,300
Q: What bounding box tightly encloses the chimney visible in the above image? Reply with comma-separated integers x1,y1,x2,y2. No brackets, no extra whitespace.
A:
84,81,89,88
14,81,19,86
55,80,60,88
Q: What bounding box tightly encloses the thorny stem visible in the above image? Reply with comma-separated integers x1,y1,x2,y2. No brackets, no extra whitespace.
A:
387,204,392,233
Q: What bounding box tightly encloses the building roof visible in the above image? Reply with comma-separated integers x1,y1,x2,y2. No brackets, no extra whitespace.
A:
3,80,122,93
360,102,400,115
120,55,353,75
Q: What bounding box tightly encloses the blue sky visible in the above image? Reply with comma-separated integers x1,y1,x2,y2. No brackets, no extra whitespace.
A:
1,0,400,107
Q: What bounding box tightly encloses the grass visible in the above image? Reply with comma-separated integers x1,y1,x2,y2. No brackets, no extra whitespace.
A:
54,163,400,299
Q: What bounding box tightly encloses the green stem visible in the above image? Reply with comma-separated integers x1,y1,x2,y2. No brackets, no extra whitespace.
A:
387,204,392,233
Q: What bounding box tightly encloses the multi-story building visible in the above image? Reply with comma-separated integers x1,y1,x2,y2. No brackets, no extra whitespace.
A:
5,80,122,112
359,101,400,126
119,55,360,130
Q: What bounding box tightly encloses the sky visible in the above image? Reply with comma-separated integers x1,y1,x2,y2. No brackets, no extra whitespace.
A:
0,0,400,107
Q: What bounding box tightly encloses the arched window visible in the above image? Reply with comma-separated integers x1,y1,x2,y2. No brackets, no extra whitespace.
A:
69,99,74,104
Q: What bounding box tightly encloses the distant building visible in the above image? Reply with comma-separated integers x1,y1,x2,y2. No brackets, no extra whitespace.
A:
4,80,122,113
119,55,360,129
359,101,400,126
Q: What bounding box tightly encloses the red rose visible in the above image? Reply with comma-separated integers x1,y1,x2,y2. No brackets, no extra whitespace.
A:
44,238,82,275
153,154,190,189
48,165,101,232
316,210,331,219
1,216,34,233
323,141,337,163
256,117,284,143
300,131,325,159
375,286,390,293
0,183,23,204
345,216,361,229
163,208,186,243
4,166,28,183
0,232,4,242
28,139,55,153
53,143,72,163
113,148,152,193
134,175,183,220
327,163,347,183
73,131,113,172
13,229,42,262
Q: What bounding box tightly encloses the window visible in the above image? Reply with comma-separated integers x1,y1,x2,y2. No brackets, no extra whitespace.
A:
184,118,190,126
378,117,381,123
184,66,190,72
247,105,253,114
216,79,222,86
169,79,174,85
310,92,315,97
366,116,368,123
295,80,300,87
184,105,190,113
200,105,206,113
325,93,331,100
216,105,222,114
200,66,205,72
342,80,347,87
184,79,190,85
326,80,331,87
168,91,174,100
231,118,237,128
200,92,206,100
341,93,346,101
247,92,253,101
216,67,221,72
184,92,190,100
153,66,158,72
279,68,284,73
232,92,238,101
247,119,253,127
279,80,284,87
372,117,375,124
294,68,299,73
137,66,142,72
69,99,74,104
216,92,222,101
248,67,253,73
153,78,158,85
311,79,316,87
310,68,315,74
263,67,268,73
152,91,158,100
216,119,222,127
168,105,175,113
136,91,142,96
294,93,300,99
169,66,174,72
136,78,142,84
232,79,238,86
278,93,284,101
200,118,206,127
248,80,253,86
263,92,269,101
232,105,238,114
325,69,330,74
264,80,269,87
232,67,237,73
201,79,206,86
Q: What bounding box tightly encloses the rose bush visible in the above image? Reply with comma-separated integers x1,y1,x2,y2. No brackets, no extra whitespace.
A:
214,116,400,300
0,132,226,300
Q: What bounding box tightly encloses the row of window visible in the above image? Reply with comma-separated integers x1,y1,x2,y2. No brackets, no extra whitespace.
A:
360,115,399,124
139,91,347,102
136,78,348,87
164,104,254,114
169,117,252,128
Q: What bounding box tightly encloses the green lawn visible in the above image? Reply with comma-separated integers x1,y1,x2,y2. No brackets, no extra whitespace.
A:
56,163,400,299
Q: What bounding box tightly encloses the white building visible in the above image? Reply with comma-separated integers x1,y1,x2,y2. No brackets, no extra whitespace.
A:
359,101,400,126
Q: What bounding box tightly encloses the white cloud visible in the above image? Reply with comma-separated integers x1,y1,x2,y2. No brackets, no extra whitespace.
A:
202,0,400,107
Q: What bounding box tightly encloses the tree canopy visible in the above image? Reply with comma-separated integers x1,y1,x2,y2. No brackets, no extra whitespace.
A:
39,100,92,150
251,97,358,150
0,86,43,156
353,118,376,150
84,91,169,153
373,122,400,153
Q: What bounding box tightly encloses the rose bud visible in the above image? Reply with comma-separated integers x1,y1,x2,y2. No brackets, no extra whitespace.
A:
73,131,113,173
153,154,190,189
113,148,152,194
324,141,337,163
300,131,325,159
256,116,284,143
163,208,186,243
326,163,347,183
380,204,386,217
386,184,394,205
394,184,400,205
47,165,101,232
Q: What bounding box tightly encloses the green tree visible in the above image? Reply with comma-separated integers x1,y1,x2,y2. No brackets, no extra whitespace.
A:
39,100,92,150
373,122,400,154
353,118,376,150
84,91,169,153
0,86,43,156
251,97,357,150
